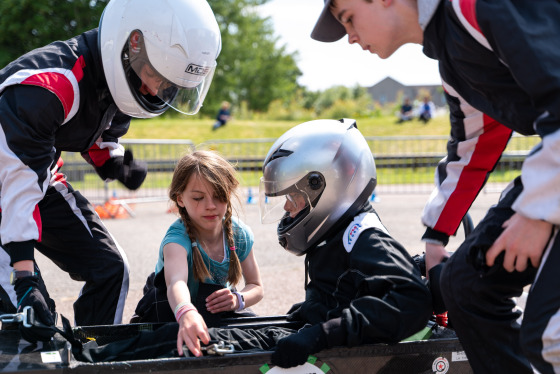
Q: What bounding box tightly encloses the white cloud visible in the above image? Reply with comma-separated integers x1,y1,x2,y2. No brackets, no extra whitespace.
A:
257,0,441,91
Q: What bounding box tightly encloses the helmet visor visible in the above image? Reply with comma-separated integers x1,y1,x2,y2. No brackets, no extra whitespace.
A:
129,55,216,115
166,65,215,115
259,179,312,224
125,30,216,115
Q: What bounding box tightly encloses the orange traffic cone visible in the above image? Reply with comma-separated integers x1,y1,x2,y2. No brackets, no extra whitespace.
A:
95,198,130,219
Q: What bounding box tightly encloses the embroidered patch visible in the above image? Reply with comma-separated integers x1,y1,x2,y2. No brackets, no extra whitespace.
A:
343,212,389,253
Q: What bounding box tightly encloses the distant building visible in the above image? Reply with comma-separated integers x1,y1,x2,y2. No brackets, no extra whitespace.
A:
366,77,446,107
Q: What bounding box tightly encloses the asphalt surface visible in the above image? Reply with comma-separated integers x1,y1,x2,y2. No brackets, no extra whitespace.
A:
34,190,502,325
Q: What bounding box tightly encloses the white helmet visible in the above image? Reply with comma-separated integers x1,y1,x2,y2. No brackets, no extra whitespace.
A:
260,119,377,256
99,0,221,118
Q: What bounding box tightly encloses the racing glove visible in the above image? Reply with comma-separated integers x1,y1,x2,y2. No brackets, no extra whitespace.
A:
14,276,56,342
288,299,328,325
285,301,303,321
271,324,327,368
97,149,147,190
427,259,448,314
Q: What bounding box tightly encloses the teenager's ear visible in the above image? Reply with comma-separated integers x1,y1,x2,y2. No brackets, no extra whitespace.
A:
129,30,142,55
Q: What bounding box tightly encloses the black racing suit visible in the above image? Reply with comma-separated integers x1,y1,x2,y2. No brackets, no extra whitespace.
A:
294,204,432,348
420,0,560,373
0,29,132,325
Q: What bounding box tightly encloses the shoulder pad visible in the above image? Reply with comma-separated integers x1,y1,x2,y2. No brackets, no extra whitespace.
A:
343,212,389,253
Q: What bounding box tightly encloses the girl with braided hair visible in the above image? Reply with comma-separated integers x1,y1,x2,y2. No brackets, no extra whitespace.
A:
132,150,263,357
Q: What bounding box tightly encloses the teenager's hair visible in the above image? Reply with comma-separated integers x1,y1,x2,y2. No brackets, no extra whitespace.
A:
168,150,242,284
331,0,372,9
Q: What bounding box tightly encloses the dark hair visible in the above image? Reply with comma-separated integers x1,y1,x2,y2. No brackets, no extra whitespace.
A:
331,0,373,10
169,150,242,284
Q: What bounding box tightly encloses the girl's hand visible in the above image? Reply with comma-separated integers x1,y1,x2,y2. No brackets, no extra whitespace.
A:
206,288,238,313
177,310,209,357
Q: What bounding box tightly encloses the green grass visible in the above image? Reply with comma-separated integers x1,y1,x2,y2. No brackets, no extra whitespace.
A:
66,114,532,190
69,164,521,191
125,115,454,144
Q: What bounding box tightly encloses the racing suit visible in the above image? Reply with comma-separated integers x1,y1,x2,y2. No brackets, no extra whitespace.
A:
420,0,560,372
0,29,134,325
293,204,432,347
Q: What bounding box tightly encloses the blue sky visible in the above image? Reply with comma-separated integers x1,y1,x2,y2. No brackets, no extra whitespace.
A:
257,0,442,91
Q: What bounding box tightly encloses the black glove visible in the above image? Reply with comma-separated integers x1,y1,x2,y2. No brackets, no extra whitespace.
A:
412,252,427,277
120,150,147,190
288,299,327,325
286,301,303,321
97,150,147,190
427,260,447,314
271,324,327,368
14,276,56,343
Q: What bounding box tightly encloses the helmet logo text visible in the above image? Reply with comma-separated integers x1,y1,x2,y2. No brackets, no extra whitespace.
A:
186,64,210,76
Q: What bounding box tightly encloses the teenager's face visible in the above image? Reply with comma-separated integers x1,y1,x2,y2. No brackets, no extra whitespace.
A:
283,192,308,219
129,31,164,96
138,63,164,96
331,0,402,59
177,174,227,234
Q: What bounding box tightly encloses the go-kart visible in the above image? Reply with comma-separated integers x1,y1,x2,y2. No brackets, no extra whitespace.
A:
1,311,472,374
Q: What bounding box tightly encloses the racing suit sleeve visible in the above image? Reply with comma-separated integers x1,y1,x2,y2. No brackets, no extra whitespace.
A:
80,112,146,190
421,86,512,245
81,110,129,173
0,85,64,263
323,229,433,348
474,0,560,224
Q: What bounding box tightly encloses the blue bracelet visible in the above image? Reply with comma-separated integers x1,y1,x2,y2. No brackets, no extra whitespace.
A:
17,287,33,308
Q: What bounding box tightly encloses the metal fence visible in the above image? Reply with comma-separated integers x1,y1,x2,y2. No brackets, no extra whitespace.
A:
60,134,539,206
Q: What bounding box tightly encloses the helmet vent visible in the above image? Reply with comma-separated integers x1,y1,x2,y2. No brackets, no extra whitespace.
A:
338,118,358,130
269,148,293,162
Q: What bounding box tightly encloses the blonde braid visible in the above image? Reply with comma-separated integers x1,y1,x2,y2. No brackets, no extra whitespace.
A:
178,206,210,282
224,204,242,285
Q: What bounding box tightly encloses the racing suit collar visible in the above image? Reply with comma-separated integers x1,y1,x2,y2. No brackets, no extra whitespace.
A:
418,0,442,31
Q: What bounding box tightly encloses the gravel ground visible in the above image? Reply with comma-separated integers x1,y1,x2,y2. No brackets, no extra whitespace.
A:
34,190,501,325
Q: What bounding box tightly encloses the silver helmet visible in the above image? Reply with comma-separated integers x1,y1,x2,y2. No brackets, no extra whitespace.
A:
259,119,377,256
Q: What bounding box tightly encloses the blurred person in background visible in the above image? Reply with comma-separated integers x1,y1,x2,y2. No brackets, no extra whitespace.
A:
212,101,232,131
